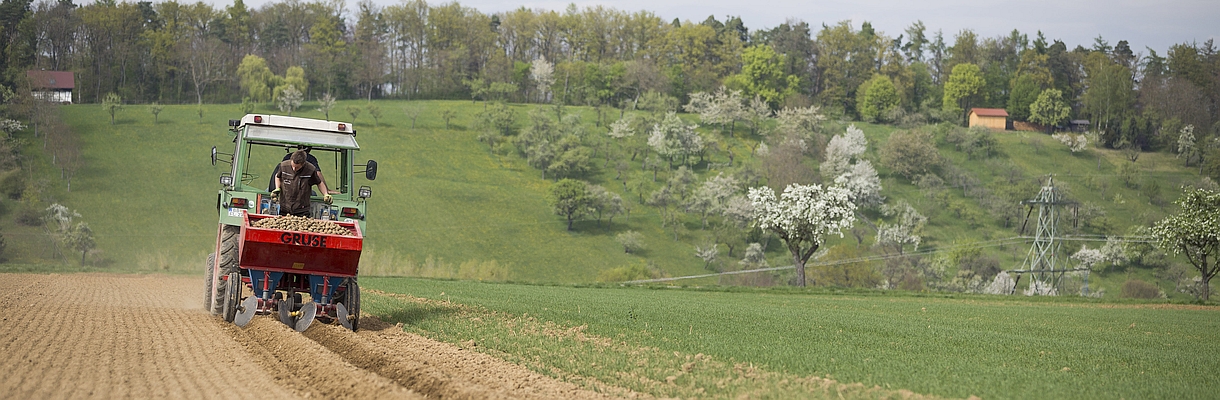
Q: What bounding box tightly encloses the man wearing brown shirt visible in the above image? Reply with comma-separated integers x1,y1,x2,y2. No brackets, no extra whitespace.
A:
272,150,332,217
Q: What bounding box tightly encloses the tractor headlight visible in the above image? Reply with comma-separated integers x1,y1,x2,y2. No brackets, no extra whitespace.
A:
220,173,234,187
358,186,372,199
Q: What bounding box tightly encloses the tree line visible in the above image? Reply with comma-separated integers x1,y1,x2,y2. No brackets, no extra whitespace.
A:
0,0,1214,148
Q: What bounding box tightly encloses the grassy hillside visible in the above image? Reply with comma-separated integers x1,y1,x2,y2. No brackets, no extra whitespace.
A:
365,277,1220,399
50,101,715,281
23,99,1211,297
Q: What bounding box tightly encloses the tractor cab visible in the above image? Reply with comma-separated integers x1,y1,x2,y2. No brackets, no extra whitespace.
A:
212,114,377,232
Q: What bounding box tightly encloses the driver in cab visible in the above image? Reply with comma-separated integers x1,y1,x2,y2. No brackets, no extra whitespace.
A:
271,150,332,217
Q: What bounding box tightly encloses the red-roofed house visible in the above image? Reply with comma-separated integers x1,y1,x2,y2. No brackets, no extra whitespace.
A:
27,71,74,103
968,108,1008,130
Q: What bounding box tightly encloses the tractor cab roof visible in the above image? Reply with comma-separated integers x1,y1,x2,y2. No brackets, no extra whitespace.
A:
238,114,360,150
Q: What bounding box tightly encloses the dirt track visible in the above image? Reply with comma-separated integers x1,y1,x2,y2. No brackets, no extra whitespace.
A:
0,274,620,399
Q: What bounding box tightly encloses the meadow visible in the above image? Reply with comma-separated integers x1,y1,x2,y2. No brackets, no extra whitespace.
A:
365,277,1220,399
3,99,1205,299
45,101,718,281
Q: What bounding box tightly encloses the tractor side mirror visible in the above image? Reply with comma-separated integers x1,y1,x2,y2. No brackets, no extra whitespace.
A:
364,160,378,181
212,146,233,166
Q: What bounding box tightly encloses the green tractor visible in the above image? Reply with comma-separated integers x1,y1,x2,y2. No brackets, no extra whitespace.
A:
205,114,378,331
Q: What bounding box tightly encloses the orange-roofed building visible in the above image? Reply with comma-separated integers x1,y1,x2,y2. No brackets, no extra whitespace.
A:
968,108,1008,130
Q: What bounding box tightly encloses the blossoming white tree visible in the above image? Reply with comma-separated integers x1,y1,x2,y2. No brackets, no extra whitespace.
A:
1176,124,1199,167
774,105,824,138
683,86,744,133
1152,188,1220,301
531,56,554,102
1070,245,1105,269
648,112,702,167
739,242,769,268
822,124,882,207
875,200,926,253
0,119,25,137
842,160,883,207
1052,132,1088,153
748,180,856,286
608,114,635,140
821,124,867,180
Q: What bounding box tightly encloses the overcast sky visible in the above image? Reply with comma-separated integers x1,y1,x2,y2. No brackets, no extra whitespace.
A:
231,0,1218,54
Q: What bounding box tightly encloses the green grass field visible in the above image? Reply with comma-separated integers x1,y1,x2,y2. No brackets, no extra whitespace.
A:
6,99,1205,299
364,277,1220,399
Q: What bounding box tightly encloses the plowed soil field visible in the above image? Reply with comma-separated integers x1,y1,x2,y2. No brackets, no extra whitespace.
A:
0,274,623,399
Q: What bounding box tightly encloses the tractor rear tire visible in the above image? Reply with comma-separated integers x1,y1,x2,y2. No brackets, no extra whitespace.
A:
203,253,217,314
343,278,360,332
222,272,241,323
212,225,241,315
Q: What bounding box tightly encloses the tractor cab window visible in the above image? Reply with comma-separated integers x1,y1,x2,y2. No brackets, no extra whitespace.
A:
242,143,347,195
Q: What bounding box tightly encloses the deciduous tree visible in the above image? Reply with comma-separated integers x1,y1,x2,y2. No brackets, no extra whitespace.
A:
274,67,308,104
774,105,824,139
728,44,798,107
549,178,590,231
237,55,274,103
1007,74,1041,121
102,93,121,125
1152,188,1220,301
316,93,336,120
403,104,421,128
1177,125,1199,167
648,112,701,168
748,181,856,286
880,129,940,179
1029,88,1070,134
1081,53,1134,135
942,63,985,126
857,74,900,123
184,36,228,107
821,124,867,180
875,200,926,254
366,103,382,126
616,230,644,253
148,103,163,124
346,105,362,126
276,85,303,116
530,56,554,102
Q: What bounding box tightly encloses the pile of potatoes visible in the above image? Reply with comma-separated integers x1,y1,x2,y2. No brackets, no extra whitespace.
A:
252,215,352,236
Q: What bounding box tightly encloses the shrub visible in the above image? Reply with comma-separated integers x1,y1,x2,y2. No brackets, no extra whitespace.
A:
615,230,644,254
596,261,661,282
1120,279,1163,299
14,207,41,226
0,169,23,199
880,129,941,179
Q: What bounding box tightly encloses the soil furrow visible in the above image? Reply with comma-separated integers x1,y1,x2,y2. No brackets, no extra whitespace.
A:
0,273,635,399
301,316,623,400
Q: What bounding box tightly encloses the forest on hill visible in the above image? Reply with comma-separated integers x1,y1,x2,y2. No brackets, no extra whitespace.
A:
0,0,1216,153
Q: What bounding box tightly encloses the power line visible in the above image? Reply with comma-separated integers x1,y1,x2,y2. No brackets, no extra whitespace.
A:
624,236,1027,284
